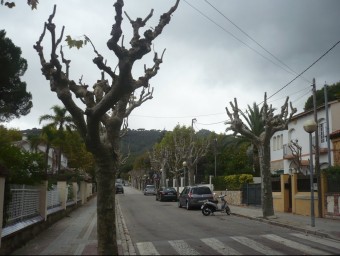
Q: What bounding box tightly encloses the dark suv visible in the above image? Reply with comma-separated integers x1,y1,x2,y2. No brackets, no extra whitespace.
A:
178,185,213,210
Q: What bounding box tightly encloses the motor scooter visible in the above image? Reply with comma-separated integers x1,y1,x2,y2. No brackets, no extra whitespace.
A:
201,192,231,216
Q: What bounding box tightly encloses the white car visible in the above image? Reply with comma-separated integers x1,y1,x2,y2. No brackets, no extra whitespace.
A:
144,185,156,195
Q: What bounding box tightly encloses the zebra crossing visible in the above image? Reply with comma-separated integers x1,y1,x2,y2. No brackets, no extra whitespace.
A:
135,233,340,255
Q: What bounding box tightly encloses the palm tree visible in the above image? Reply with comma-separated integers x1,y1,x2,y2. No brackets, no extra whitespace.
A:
41,125,58,174
39,105,75,173
240,102,265,176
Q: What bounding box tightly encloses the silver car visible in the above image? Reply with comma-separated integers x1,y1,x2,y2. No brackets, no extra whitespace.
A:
144,184,156,195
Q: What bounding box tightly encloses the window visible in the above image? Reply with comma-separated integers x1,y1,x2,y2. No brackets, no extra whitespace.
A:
319,119,327,143
273,137,277,151
288,128,295,142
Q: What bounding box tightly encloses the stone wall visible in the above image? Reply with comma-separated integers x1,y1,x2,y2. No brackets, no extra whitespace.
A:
214,190,243,205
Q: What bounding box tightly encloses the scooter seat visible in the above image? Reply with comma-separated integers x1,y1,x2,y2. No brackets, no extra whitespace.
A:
208,199,218,204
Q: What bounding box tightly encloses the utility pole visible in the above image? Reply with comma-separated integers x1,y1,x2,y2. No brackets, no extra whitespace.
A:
189,118,197,186
214,138,217,177
324,84,331,166
191,118,197,130
312,78,323,218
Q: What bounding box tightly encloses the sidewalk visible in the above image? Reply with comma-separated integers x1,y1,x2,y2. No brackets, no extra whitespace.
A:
229,204,340,241
10,197,99,255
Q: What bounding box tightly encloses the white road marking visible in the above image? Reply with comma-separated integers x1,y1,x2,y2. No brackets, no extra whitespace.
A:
291,233,340,250
201,237,242,255
168,240,200,255
262,234,330,255
136,242,160,255
231,236,284,255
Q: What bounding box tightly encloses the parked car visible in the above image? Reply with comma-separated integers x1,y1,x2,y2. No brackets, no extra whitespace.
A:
178,185,213,210
156,187,177,202
115,183,124,194
144,184,156,195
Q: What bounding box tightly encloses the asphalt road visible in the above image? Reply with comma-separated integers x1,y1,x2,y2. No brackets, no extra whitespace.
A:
118,186,340,255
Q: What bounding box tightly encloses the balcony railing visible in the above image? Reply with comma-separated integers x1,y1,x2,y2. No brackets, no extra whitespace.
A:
283,144,294,159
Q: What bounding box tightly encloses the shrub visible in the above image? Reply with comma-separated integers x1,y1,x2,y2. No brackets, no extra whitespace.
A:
224,174,253,190
212,176,227,190
322,165,340,177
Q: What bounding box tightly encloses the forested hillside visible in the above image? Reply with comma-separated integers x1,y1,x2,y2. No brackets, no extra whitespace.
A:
22,128,166,177
120,128,166,156
22,128,166,157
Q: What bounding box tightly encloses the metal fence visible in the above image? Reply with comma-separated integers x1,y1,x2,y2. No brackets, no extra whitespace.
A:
327,176,340,192
47,185,61,209
297,176,317,192
6,184,40,225
271,177,281,192
242,183,261,205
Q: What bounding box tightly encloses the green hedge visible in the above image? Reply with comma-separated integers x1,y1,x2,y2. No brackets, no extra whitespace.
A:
212,176,226,190
212,174,253,191
225,174,253,190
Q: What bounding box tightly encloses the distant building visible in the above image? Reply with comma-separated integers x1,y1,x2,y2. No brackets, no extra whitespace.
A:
13,134,68,174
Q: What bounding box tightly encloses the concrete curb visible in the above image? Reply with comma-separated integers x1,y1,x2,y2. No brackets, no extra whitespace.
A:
231,212,339,241
116,198,136,256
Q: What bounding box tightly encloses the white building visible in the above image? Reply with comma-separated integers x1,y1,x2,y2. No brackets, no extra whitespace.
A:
13,134,68,174
271,100,340,175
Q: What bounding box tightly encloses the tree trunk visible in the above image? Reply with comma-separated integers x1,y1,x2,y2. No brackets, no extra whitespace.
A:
161,163,166,187
45,144,50,174
58,146,62,172
95,148,117,255
252,146,261,176
258,143,275,218
188,166,194,186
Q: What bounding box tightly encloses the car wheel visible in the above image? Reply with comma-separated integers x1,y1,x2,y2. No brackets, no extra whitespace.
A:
178,200,182,208
160,196,164,202
186,201,191,210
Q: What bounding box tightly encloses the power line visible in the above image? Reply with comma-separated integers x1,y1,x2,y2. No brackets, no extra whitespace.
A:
183,0,308,81
267,86,310,105
196,120,226,126
131,112,225,119
183,1,339,115
204,0,311,84
266,40,340,101
132,86,312,127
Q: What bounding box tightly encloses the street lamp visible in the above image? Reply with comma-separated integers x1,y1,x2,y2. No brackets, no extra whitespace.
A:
303,119,317,227
183,161,187,186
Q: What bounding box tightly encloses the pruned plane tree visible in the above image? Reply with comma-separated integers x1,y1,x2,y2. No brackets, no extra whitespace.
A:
225,93,297,218
33,0,180,254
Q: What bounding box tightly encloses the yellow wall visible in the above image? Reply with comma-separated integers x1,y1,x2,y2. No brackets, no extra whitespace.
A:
294,192,319,217
273,192,283,212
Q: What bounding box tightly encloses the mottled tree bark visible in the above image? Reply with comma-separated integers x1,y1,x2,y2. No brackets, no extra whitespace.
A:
95,148,116,254
258,143,274,217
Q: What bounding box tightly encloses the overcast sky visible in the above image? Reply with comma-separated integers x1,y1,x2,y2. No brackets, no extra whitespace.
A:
1,0,340,134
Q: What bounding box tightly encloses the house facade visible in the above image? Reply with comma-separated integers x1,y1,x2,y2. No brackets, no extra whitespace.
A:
13,134,68,174
271,100,340,174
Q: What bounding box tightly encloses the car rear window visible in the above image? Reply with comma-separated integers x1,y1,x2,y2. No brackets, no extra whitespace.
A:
193,187,212,194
